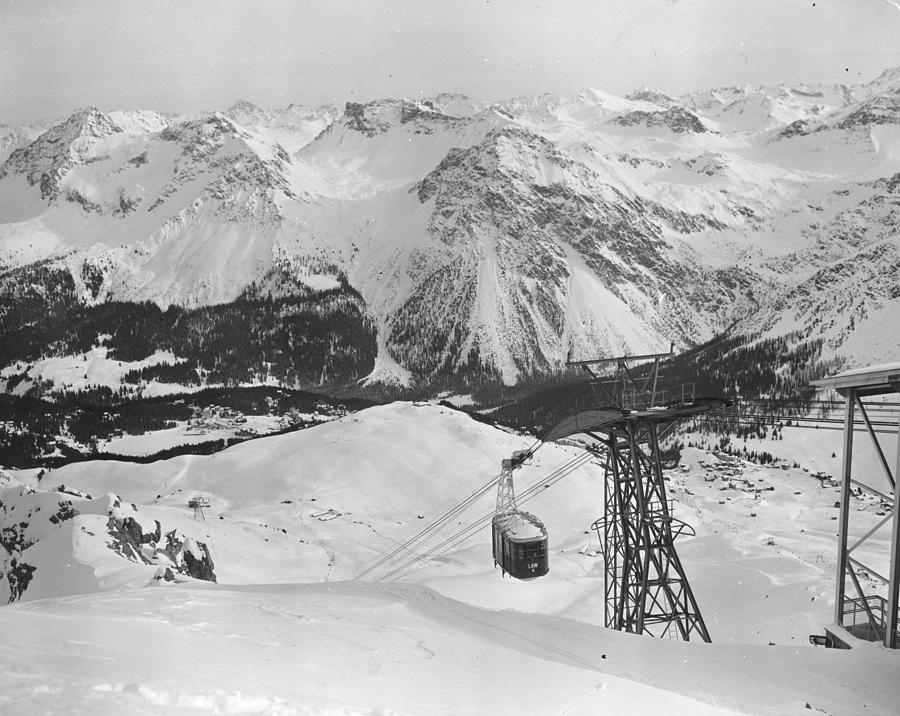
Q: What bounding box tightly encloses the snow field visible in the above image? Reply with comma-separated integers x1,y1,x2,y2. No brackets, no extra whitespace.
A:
1,402,898,714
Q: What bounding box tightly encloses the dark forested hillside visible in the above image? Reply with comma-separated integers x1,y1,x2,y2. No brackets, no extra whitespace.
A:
1,263,377,390
0,386,375,468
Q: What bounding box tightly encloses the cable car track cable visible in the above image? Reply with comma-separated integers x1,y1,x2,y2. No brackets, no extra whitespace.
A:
377,449,599,582
380,450,597,583
354,471,504,581
369,453,584,583
356,437,548,581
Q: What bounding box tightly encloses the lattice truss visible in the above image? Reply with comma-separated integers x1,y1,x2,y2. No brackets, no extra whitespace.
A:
591,418,710,642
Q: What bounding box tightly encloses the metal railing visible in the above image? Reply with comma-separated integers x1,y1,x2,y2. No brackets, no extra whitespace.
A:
841,594,900,643
621,383,696,410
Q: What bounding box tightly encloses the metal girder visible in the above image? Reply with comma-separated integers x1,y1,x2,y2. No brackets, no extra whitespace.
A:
887,406,900,648
593,418,710,642
856,395,896,489
566,347,674,367
541,408,626,443
830,384,900,648
559,349,727,643
834,391,855,628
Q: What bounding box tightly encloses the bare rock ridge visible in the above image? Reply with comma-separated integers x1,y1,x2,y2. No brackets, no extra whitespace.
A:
106,495,216,583
613,106,707,133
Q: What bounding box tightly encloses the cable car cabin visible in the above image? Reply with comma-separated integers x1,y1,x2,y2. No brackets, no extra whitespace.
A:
492,511,549,579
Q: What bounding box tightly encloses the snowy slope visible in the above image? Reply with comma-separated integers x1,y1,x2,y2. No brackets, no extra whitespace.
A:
0,402,891,632
2,581,898,715
1,402,899,714
0,121,50,164
0,108,298,306
224,99,339,154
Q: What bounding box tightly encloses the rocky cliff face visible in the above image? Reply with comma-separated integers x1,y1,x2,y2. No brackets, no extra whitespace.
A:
835,88,900,129
0,122,48,164
398,126,746,378
0,473,217,603
738,173,900,353
613,106,707,133
106,496,216,584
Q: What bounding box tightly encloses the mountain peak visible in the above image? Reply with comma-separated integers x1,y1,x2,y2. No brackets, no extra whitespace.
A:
229,99,263,113
225,99,273,126
0,106,121,198
423,93,486,117
835,89,900,129
106,109,170,135
56,106,122,140
626,87,676,106
342,98,460,137
613,105,707,133
160,112,245,148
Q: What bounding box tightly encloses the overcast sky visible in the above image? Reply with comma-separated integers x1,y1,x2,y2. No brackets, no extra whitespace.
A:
2,0,900,124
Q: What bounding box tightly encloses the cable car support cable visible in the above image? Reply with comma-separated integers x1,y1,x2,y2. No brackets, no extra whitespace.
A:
354,470,506,581
375,449,599,583
354,435,549,582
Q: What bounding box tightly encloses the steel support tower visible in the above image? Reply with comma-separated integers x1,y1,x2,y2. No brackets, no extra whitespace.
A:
494,450,528,519
592,415,709,640
188,496,210,521
559,350,726,642
812,364,900,649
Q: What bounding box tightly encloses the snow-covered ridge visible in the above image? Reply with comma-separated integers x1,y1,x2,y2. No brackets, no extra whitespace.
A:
2,68,900,385
0,107,122,199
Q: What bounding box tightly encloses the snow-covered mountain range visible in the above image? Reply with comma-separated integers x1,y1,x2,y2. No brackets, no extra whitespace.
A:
2,70,899,387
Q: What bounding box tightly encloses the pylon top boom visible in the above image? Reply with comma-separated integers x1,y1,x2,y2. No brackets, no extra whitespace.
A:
566,345,674,367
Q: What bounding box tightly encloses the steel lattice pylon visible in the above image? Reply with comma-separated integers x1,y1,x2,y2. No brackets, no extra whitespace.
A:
592,417,710,641
563,348,725,642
